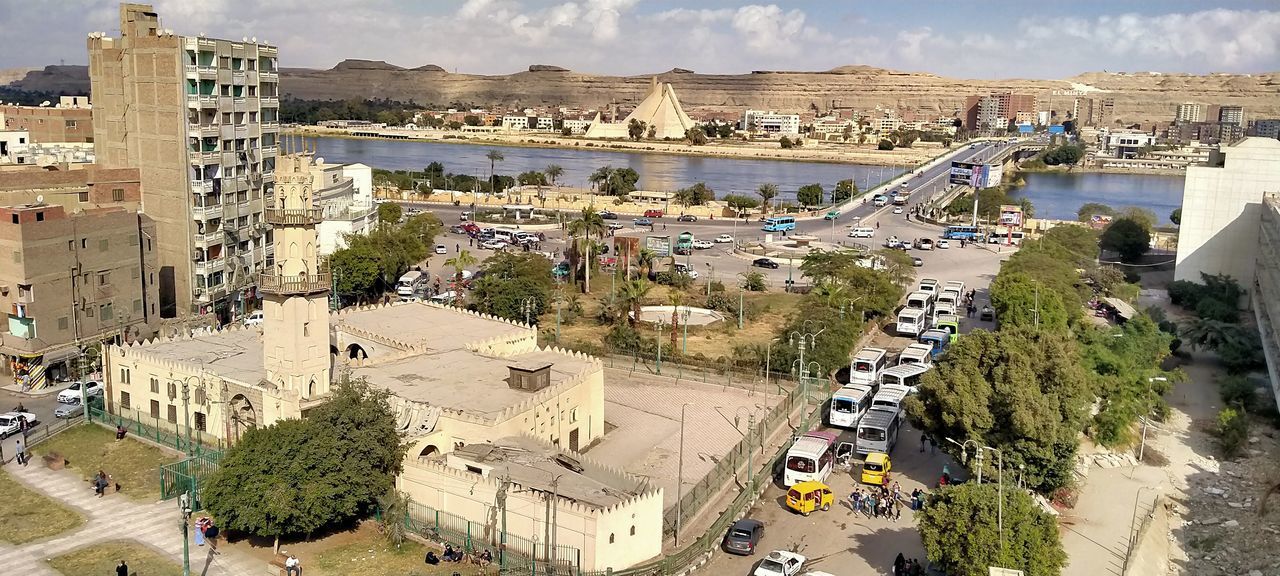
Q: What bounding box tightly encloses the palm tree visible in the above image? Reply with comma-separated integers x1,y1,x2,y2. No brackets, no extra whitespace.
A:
757,183,778,214
485,149,504,195
544,164,563,187
668,291,684,351
636,248,657,280
616,279,652,327
1180,318,1235,351
444,250,478,305
589,166,612,195
566,207,607,293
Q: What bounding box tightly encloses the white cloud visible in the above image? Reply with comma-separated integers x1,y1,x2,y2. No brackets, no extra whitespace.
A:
731,5,807,55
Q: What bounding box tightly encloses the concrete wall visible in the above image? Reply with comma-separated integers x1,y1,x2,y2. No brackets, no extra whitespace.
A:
0,105,95,143
1253,196,1280,413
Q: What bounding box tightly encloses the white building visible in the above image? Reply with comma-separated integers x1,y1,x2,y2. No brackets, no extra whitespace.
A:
312,161,377,255
535,117,554,131
502,116,530,130
743,110,801,136
1176,102,1205,123
1175,137,1280,300
812,116,855,136
875,116,902,135
562,119,592,134
1103,131,1158,158
0,130,30,164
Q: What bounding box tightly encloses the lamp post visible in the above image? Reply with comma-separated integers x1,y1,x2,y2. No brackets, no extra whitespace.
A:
520,297,536,326
655,319,666,375
173,374,202,456
948,437,1005,554
1139,377,1168,463
179,490,192,576
705,262,714,297
789,322,824,408
675,402,692,546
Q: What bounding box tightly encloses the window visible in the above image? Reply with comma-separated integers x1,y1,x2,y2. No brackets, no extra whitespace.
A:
99,303,113,321
167,404,177,423
10,214,16,224
66,120,77,129
69,240,75,251
150,399,160,419
11,250,19,263
150,376,159,394
133,299,142,313
167,382,177,399
570,408,578,423
132,266,140,280
194,388,206,404
120,391,131,410
17,284,31,299
194,411,206,432
98,271,110,286
120,367,130,384
112,188,124,202
58,316,69,330
35,211,45,222
81,238,87,249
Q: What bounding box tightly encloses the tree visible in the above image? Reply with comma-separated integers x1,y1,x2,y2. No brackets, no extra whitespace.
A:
1099,217,1151,263
740,271,766,292
627,118,646,141
841,124,853,142
1169,208,1182,225
615,279,652,327
1076,202,1115,223
444,250,478,303
646,124,656,139
1043,144,1084,166
308,377,406,516
329,241,384,303
463,114,481,126
544,164,564,187
989,272,1069,331
517,171,548,187
757,183,778,212
716,123,734,138
832,179,857,203
685,126,708,145
905,328,1092,492
796,183,824,207
567,208,607,293
606,167,640,196
722,194,760,212
675,182,715,206
918,483,1067,576
779,136,794,149
1119,206,1158,232
376,202,402,225
447,120,463,130
471,252,553,323
485,150,505,195
878,139,895,150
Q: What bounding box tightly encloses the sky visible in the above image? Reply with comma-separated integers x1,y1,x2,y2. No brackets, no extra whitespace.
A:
2,0,1278,79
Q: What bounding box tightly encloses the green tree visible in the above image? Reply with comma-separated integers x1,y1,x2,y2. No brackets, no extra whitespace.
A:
989,273,1069,331
1119,206,1158,232
615,279,653,327
918,483,1067,576
722,194,761,212
308,376,406,515
444,250,478,304
757,183,779,212
463,114,481,126
377,202,403,225
779,136,794,149
1043,144,1085,166
905,328,1092,492
796,183,824,207
471,252,553,324
740,271,766,292
878,139,895,150
447,120,463,130
1169,208,1182,225
684,126,708,145
1099,217,1151,263
627,118,646,141
329,241,385,303
675,182,715,206
832,179,857,203
1076,202,1116,223
517,171,548,186
717,123,734,138
567,207,607,293
485,150,505,195
588,165,612,193
544,164,563,187
606,167,640,196
841,124,853,142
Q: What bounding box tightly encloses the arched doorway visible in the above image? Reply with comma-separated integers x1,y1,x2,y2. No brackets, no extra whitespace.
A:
228,394,258,443
346,343,368,364
418,445,440,460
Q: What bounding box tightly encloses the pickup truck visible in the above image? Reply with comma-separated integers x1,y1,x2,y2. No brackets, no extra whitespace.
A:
0,411,38,438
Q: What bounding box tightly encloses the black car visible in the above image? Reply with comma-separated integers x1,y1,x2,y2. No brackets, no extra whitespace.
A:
677,214,698,222
753,258,780,269
599,210,618,220
722,519,764,556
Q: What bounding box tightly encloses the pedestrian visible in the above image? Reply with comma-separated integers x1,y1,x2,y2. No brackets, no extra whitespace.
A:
116,560,129,576
919,434,926,453
468,237,474,247
94,470,109,497
927,436,935,454
455,243,459,253
194,517,207,546
285,553,302,576
14,438,26,466
894,499,902,521
205,522,220,553
876,221,880,230
849,491,859,513
865,493,877,518
894,552,906,576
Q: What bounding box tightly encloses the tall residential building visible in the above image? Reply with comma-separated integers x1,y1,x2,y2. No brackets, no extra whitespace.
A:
1218,105,1245,125
87,3,280,322
964,93,1036,131
1250,119,1280,139
1176,102,1205,123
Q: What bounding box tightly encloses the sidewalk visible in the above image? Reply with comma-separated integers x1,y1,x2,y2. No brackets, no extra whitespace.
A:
0,462,264,576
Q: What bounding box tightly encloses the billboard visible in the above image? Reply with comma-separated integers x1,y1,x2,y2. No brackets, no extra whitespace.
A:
999,205,1024,226
949,161,1004,189
1017,123,1035,134
985,163,1004,188
1048,124,1066,134
949,161,975,186
645,235,671,258
1088,215,1113,230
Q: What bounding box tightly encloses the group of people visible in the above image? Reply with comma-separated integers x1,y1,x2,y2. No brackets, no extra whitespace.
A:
425,545,492,567
848,482,905,521
962,289,980,318
194,516,220,552
92,470,112,497
893,553,927,576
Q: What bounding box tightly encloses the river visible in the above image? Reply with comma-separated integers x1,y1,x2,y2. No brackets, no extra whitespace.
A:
307,136,902,200
1007,172,1185,225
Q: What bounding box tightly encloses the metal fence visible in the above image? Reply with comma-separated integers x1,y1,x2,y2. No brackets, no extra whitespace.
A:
87,400,225,460
159,452,222,510
399,500,582,575
1,414,83,463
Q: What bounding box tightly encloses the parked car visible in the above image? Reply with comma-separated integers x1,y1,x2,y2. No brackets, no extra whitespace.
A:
722,519,765,556
0,411,38,438
449,225,468,234
429,290,459,305
714,233,734,244
915,238,934,250
892,206,904,214
54,403,84,419
677,214,698,222
243,310,265,327
633,217,653,227
980,306,995,322
753,258,780,269
58,381,103,404
937,239,951,249
599,210,618,220
692,239,714,250
754,550,807,576
480,239,507,250
644,209,664,218
435,245,448,254
912,256,924,267
824,210,840,220
672,264,700,279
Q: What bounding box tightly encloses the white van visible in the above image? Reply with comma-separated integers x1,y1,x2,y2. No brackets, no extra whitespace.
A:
880,364,929,395
396,270,428,300
849,347,889,387
918,278,939,295
493,228,521,244
896,307,928,337
856,408,901,455
906,291,935,315
871,385,911,414
829,384,874,429
988,231,1025,245
944,280,966,296
847,227,875,239
897,343,933,367
937,289,960,310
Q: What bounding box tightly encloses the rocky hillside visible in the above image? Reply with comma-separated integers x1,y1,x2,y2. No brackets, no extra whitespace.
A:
7,62,1279,127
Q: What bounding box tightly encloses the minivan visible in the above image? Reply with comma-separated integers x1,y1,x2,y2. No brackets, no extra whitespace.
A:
849,347,889,388
847,227,875,239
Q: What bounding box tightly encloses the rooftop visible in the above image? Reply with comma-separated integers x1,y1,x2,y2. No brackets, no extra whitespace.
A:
335,301,527,352
136,328,266,385
450,436,649,509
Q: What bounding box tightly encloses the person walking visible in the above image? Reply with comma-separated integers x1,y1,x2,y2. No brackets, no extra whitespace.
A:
927,436,935,454
116,560,129,576
919,434,926,453
205,522,220,554
14,438,25,466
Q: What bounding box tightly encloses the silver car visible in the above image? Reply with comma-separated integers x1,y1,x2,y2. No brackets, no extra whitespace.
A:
55,403,85,419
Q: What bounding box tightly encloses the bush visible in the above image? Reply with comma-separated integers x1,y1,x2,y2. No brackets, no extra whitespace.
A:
1166,280,1204,307
654,271,693,289
1195,297,1238,322
741,271,767,292
605,324,642,352
1220,376,1259,412
1219,331,1266,374
877,139,895,151
709,280,725,293
1214,407,1249,458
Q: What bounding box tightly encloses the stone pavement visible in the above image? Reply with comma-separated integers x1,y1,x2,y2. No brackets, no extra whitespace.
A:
0,461,264,576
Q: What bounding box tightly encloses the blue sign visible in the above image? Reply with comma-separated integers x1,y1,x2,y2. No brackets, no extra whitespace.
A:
1018,123,1034,134
1048,125,1066,134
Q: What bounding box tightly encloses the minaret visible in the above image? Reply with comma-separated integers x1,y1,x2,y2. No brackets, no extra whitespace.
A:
260,142,331,400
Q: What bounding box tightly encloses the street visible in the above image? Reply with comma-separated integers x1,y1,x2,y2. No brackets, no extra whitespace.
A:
0,386,72,463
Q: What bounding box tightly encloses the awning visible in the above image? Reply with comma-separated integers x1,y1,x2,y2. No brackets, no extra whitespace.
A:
1102,297,1137,320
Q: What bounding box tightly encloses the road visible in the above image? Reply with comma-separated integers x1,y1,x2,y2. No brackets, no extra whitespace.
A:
0,387,73,463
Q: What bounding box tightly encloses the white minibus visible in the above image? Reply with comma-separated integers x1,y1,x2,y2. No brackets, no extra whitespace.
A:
829,385,874,429
849,347,889,387
856,408,901,455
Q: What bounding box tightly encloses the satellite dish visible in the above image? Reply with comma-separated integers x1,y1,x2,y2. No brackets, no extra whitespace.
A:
36,195,45,204
315,157,325,164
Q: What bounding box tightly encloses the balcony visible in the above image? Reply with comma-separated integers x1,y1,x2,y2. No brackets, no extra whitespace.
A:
198,65,218,79
260,272,330,296
260,121,279,132
191,151,220,165
191,180,215,194
194,230,222,247
185,64,198,76
188,124,219,139
195,258,226,275
260,144,278,156
260,96,279,107
264,208,322,225
260,71,278,82
232,70,246,83
193,203,222,220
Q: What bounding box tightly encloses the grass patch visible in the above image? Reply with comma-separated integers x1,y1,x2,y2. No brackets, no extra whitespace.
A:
47,540,181,576
0,469,85,544
310,534,494,576
31,424,177,501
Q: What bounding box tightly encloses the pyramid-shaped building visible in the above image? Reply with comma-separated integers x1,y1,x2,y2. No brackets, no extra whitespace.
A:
586,77,696,140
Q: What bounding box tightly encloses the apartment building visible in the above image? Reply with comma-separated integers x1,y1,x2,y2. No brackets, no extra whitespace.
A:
1176,102,1205,124
742,110,801,135
1,200,158,389
1218,105,1245,125
1249,119,1280,139
88,3,279,323
0,98,95,144
965,93,1037,131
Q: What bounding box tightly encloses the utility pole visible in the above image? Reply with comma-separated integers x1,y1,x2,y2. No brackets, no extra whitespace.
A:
655,319,665,375
179,490,192,576
675,402,692,546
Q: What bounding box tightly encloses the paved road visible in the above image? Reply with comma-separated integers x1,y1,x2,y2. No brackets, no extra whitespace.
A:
0,387,73,463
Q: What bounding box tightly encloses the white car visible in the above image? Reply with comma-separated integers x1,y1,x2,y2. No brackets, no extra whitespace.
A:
57,381,103,404
429,290,459,305
937,239,951,249
892,206,904,214
692,239,714,249
0,411,38,438
243,310,264,326
607,222,625,230
435,244,448,254
480,239,507,250
672,265,700,280
714,233,734,244
754,550,807,576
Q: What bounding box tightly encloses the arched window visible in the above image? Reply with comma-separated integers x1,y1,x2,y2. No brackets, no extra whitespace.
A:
629,526,636,536
608,533,615,544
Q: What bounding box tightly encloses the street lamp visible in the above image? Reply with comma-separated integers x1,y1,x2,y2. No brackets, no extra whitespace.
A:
947,438,1006,554
172,374,204,456
179,490,193,576
675,402,693,546
789,322,824,408
1139,377,1168,463
705,262,714,297
520,297,536,326
655,318,666,375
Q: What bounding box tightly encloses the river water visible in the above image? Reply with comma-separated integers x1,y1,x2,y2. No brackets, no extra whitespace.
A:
308,136,902,200
1008,172,1185,225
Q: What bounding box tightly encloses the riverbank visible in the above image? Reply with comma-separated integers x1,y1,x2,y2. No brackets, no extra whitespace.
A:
286,125,943,166
1017,163,1188,177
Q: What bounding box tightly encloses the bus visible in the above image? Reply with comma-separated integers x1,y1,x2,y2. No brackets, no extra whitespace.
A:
674,231,695,255
942,225,982,240
762,216,797,232
829,384,873,429
906,291,935,317
784,430,839,486
896,308,928,337
871,385,911,414
897,343,933,367
396,270,428,300
879,364,929,395
935,313,960,343
849,347,889,388
918,329,951,359
856,408,901,455
917,278,939,296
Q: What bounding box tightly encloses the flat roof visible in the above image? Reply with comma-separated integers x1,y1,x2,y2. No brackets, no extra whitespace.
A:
336,301,525,352
134,329,267,385
453,436,648,509
350,348,591,419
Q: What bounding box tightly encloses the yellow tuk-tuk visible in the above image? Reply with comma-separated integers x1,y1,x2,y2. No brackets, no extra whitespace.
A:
786,480,834,516
861,452,893,486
